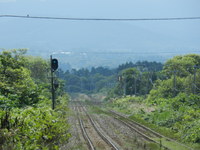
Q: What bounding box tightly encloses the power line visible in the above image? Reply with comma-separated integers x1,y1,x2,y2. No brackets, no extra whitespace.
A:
89,51,200,54
57,51,200,55
1,15,200,21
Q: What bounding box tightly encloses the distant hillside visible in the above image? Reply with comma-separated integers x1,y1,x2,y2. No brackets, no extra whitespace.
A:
1,19,199,69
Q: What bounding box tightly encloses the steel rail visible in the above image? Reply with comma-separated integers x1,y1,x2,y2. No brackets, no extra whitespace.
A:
110,110,162,138
110,110,193,150
109,111,171,150
80,105,119,150
117,118,156,142
75,106,96,150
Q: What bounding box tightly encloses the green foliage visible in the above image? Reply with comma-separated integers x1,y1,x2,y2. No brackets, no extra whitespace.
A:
60,67,116,93
117,61,163,73
147,54,200,103
0,49,71,149
182,120,200,143
107,54,200,145
163,54,200,77
59,61,163,94
145,54,200,143
147,77,185,103
25,56,49,84
0,49,41,107
113,67,160,96
145,93,200,143
107,96,145,114
0,96,70,149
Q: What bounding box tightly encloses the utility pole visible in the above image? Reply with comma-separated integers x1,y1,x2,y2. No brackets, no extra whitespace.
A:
193,65,200,94
118,75,123,95
146,72,150,95
80,78,83,92
173,70,177,97
133,75,137,95
193,66,197,94
124,77,126,96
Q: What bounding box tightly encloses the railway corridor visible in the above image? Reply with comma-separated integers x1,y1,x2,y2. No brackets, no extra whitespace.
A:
65,101,191,150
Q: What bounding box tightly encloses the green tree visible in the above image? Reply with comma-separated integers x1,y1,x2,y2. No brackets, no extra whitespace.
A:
118,68,140,95
147,54,200,104
25,56,49,83
163,54,200,77
0,49,40,107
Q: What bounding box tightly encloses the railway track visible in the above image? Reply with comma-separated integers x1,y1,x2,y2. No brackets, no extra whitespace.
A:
75,106,95,150
75,104,119,150
109,110,193,150
70,101,193,150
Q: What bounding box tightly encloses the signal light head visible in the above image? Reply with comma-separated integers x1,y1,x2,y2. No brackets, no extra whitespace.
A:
51,58,58,72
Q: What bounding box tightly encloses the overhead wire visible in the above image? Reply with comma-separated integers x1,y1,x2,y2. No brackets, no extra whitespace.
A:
53,51,200,55
0,15,200,21
0,15,199,55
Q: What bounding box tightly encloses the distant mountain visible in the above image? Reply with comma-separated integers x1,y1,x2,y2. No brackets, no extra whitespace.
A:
1,0,200,69
1,18,199,69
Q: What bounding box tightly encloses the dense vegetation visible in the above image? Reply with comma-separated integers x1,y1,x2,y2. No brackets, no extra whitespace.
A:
58,61,163,94
0,49,70,149
48,53,200,146
107,54,200,147
1,48,199,148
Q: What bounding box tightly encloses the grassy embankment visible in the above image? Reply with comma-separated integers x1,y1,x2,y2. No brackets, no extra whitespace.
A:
105,95,200,150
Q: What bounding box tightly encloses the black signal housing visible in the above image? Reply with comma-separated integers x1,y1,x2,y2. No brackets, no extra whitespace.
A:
51,58,58,72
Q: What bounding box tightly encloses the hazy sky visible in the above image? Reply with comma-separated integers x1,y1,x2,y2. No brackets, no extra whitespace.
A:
0,0,200,58
0,0,199,17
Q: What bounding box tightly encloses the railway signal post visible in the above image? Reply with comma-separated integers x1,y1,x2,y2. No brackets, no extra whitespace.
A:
50,55,58,110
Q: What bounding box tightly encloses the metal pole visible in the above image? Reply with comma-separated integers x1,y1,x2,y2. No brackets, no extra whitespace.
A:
50,55,55,110
193,67,197,94
173,70,176,97
124,77,126,96
134,76,136,95
160,138,162,150
146,73,149,95
80,78,83,92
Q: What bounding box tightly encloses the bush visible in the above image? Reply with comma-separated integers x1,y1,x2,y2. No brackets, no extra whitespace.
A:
146,93,200,143
0,96,70,150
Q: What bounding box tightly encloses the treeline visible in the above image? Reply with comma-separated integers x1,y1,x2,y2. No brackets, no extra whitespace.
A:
108,54,200,144
58,61,163,94
144,54,200,143
0,49,70,149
